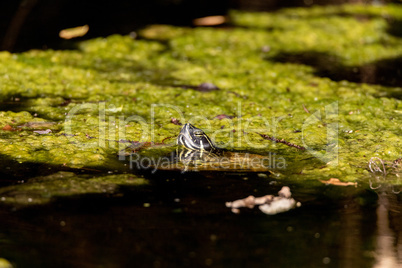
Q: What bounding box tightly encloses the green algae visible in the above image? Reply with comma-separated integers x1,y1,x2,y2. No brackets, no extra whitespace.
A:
0,172,149,206
0,258,13,268
0,4,401,195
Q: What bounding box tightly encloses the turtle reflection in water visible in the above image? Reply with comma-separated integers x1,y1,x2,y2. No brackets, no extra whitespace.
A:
164,123,277,172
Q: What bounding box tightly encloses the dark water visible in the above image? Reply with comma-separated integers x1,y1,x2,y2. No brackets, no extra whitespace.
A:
268,52,402,93
0,170,400,268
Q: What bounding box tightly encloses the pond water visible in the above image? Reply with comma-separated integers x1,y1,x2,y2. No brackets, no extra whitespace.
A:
0,167,400,268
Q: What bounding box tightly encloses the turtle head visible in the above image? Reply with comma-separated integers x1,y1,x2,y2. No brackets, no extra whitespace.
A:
177,123,216,151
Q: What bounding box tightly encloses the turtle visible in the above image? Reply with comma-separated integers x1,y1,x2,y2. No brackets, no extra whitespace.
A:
129,123,275,173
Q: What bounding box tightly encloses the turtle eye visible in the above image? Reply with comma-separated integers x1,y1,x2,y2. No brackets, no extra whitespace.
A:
193,130,203,136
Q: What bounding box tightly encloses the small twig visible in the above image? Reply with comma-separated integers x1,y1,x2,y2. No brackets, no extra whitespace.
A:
162,136,176,144
368,157,387,176
116,139,140,144
85,134,96,139
369,180,382,190
302,104,310,114
227,91,248,99
59,133,78,137
257,133,306,150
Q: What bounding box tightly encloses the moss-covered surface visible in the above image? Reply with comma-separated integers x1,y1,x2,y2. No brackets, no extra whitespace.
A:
0,171,148,206
0,4,401,204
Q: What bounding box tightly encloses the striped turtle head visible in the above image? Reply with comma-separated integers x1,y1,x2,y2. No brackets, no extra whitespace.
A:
177,123,216,151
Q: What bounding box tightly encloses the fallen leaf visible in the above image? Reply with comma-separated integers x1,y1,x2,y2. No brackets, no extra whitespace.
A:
2,124,14,131
320,178,357,187
59,25,89,39
193,15,226,26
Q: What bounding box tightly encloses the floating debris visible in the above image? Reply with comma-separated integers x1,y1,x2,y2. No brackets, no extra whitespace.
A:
33,129,52,134
193,15,227,26
19,121,57,129
259,198,297,215
367,157,402,192
197,82,219,92
392,158,401,169
369,157,387,175
214,114,234,120
302,104,310,114
261,45,271,52
59,24,89,39
320,178,357,187
171,118,182,125
170,82,219,92
225,186,301,215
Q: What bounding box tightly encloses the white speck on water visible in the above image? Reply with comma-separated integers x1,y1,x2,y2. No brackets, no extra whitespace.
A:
323,257,331,264
28,198,32,203
60,221,66,227
1,197,5,201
